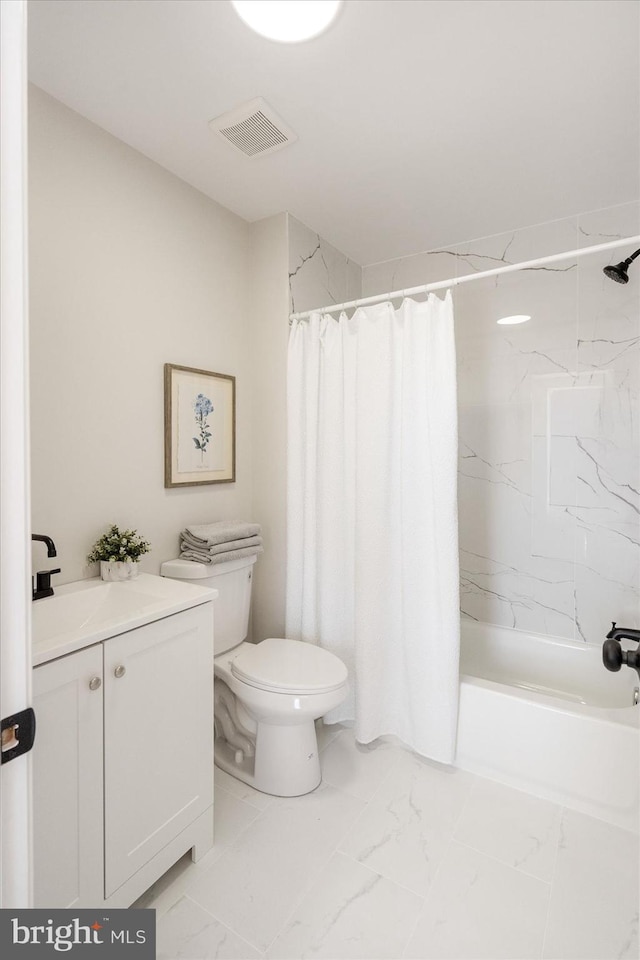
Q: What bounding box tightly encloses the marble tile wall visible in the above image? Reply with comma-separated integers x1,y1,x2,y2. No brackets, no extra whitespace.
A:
288,214,362,316
363,203,640,643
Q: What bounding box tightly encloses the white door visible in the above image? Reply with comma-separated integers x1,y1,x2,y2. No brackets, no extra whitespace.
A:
0,0,33,909
103,606,214,898
32,646,104,908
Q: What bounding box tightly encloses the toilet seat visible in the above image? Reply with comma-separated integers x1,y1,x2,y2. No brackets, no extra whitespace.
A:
231,637,347,695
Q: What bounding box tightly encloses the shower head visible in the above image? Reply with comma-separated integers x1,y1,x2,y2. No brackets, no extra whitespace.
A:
603,248,640,284
604,261,631,283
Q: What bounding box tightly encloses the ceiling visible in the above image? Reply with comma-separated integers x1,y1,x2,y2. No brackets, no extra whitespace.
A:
27,0,640,265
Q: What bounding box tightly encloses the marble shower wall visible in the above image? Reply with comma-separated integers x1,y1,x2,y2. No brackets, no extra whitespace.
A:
288,214,362,316
363,203,640,643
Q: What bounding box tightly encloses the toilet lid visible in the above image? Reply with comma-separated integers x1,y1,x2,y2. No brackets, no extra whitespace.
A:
231,638,348,695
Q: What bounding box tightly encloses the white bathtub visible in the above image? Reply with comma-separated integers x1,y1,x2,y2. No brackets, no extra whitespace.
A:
456,621,640,833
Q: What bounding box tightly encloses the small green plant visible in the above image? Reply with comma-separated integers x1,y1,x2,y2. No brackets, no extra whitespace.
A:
87,524,151,565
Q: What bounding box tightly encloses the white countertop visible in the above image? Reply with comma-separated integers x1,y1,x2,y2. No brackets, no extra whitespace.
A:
32,573,217,666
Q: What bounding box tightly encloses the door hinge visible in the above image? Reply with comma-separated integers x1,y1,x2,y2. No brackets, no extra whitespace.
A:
1,707,36,764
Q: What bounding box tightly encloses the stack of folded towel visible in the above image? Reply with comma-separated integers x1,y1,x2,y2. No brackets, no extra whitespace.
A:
180,521,263,565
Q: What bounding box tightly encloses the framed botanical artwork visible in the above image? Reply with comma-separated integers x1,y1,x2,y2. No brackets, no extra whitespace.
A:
164,363,236,487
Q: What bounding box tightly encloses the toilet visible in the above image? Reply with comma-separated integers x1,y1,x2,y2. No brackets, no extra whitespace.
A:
161,555,348,797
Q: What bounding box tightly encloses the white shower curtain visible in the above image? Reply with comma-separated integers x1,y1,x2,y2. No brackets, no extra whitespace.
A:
286,293,460,764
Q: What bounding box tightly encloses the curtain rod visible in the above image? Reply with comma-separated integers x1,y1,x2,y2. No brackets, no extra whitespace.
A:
289,235,640,322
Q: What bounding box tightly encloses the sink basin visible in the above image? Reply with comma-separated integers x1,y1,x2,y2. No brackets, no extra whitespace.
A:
32,573,216,665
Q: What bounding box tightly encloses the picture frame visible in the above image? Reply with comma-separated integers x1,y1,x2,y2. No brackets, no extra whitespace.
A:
164,363,236,487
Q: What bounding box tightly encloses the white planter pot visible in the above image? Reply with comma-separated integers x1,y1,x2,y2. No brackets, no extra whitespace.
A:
100,560,140,582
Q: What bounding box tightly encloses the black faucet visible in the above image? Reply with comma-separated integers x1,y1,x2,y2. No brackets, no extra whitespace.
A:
31,534,57,558
32,534,60,600
603,623,640,681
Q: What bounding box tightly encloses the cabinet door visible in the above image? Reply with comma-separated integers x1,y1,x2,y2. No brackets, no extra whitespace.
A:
103,604,214,898
32,645,104,908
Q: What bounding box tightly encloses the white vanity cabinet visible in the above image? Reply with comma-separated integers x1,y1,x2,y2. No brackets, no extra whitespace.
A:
32,643,104,908
103,608,214,898
32,601,214,908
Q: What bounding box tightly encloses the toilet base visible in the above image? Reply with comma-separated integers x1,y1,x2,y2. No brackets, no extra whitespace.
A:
215,719,321,797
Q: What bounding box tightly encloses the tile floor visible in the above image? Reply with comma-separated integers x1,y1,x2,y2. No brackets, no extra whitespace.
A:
134,725,639,959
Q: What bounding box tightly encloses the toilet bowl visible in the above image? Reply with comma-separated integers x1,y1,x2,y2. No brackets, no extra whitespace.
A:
161,556,348,797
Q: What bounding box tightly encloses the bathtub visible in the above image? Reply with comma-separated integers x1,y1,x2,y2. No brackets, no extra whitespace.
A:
456,621,640,833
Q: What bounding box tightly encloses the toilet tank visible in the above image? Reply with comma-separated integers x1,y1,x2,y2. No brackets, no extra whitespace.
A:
160,555,256,654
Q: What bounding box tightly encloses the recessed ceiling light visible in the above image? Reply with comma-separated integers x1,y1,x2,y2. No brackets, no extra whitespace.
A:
496,315,531,325
231,1,343,43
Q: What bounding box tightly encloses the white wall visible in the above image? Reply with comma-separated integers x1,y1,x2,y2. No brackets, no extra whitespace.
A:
363,204,640,644
28,89,362,641
29,86,254,585
247,213,289,642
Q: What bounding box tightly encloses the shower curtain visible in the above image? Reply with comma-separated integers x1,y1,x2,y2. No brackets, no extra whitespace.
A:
286,293,460,764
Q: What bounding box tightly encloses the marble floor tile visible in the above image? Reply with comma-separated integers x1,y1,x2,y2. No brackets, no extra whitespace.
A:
186,782,365,953
320,729,404,800
132,790,260,919
266,852,423,959
132,732,639,960
543,809,639,959
339,751,475,896
213,767,276,811
212,786,262,851
132,851,200,918
453,777,563,881
404,840,550,959
157,896,263,959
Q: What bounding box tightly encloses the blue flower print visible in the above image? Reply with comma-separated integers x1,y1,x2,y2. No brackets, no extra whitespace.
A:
193,393,214,461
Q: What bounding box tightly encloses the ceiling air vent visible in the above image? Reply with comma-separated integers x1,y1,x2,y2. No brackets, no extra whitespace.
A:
209,97,297,158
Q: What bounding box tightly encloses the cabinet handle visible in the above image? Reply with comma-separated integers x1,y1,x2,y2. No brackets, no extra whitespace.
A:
89,676,102,691
114,665,126,679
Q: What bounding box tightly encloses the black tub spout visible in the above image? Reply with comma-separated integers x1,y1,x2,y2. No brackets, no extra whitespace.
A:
606,622,640,644
603,626,640,682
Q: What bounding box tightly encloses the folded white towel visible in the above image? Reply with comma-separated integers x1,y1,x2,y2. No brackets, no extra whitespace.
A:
180,530,262,556
180,544,263,565
181,532,263,554
185,521,261,546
